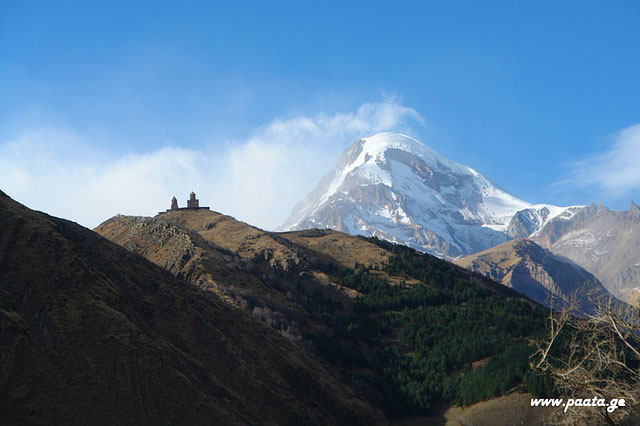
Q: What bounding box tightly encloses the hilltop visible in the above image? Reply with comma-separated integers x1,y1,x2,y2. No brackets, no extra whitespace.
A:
96,207,555,419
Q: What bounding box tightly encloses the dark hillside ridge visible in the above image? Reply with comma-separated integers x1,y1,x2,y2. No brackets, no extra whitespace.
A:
0,190,384,425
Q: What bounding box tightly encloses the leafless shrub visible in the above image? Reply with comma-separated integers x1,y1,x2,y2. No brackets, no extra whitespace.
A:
239,298,250,311
251,306,302,340
532,293,640,425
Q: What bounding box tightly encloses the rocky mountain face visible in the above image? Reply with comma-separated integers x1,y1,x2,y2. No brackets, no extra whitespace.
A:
0,191,384,425
531,202,640,305
506,206,583,239
455,239,619,313
281,132,573,258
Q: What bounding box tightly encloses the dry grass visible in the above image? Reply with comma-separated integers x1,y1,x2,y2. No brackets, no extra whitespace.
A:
391,393,555,426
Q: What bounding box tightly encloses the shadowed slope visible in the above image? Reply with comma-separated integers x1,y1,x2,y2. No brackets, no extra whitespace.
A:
0,191,384,425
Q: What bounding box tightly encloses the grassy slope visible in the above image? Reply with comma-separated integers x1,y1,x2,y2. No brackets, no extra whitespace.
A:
97,210,553,419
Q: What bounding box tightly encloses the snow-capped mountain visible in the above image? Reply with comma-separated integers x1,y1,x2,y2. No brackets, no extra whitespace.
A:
507,205,582,239
280,132,575,258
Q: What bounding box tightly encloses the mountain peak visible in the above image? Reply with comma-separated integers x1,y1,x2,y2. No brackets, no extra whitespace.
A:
359,132,430,156
354,132,481,178
281,133,537,257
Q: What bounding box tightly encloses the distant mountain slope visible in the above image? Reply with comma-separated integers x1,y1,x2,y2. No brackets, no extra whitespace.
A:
0,191,383,425
531,202,640,305
506,205,583,240
455,239,619,313
280,132,574,258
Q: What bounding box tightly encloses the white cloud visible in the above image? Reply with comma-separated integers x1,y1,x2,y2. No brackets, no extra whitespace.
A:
563,123,640,199
0,100,422,230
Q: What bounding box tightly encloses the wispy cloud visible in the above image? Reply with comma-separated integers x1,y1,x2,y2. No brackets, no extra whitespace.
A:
0,100,422,229
215,100,422,229
560,123,640,201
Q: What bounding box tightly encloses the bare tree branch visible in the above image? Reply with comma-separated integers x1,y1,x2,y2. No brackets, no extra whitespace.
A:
531,291,640,425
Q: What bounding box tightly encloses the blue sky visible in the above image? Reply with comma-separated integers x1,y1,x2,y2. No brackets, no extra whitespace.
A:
1,1,639,228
